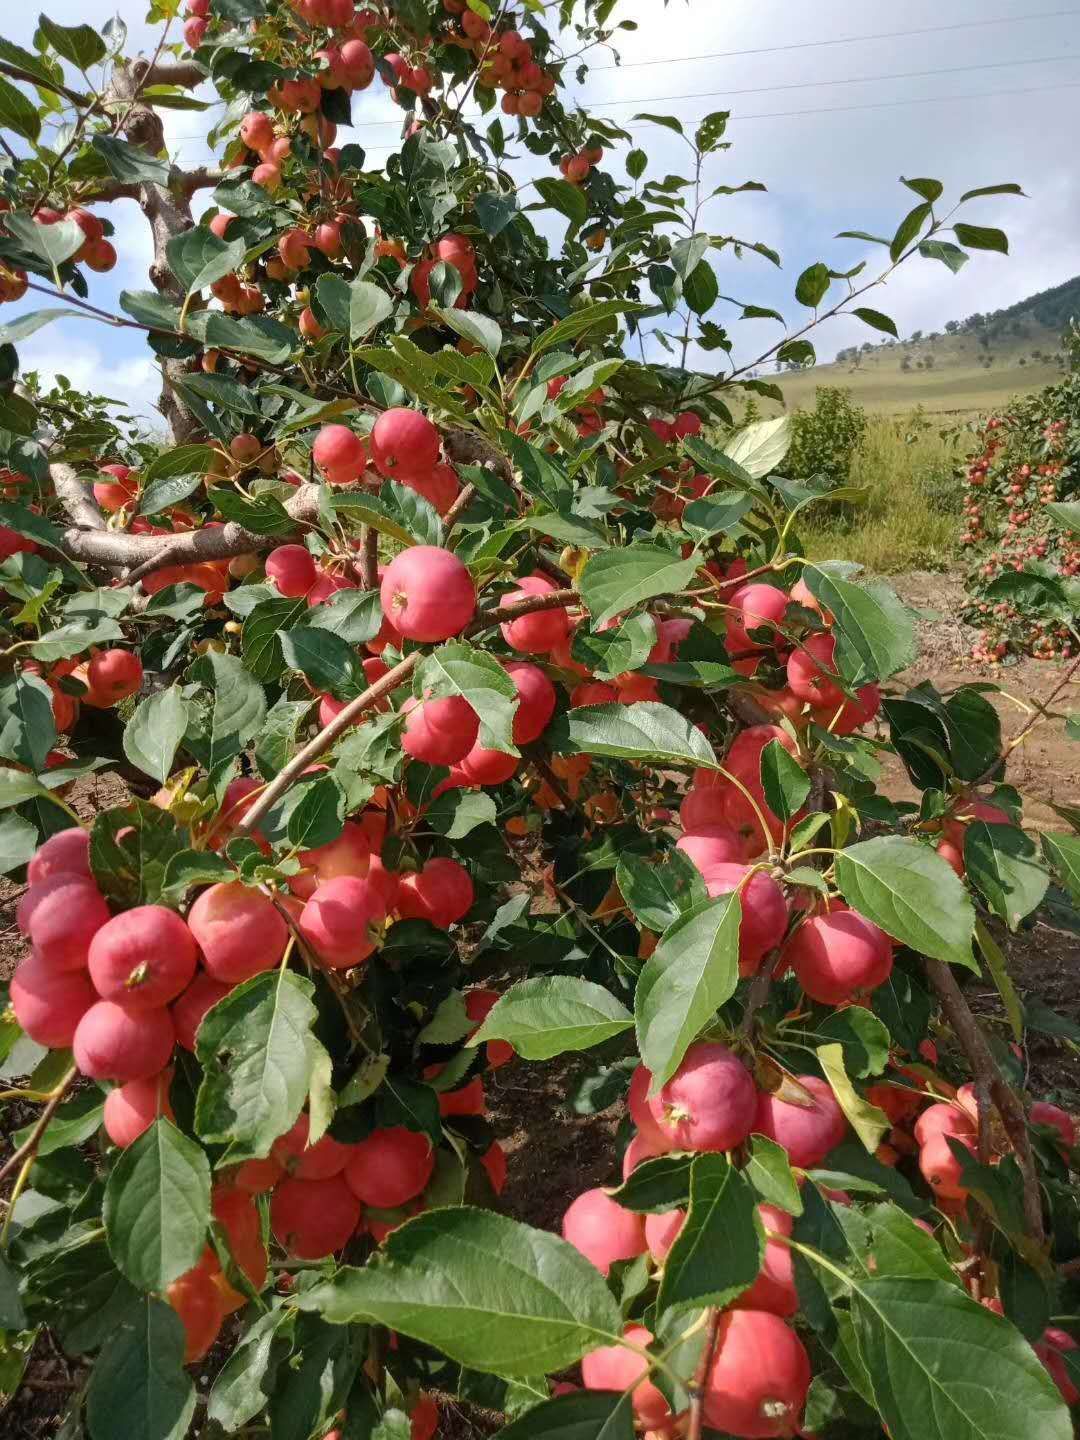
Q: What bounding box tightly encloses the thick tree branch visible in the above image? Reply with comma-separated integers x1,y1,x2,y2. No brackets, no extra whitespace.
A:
179,165,228,196
139,59,208,91
924,958,1045,1247
56,481,322,575
50,463,107,532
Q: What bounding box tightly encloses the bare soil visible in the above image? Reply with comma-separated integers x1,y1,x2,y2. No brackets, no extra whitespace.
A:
2,572,1079,1438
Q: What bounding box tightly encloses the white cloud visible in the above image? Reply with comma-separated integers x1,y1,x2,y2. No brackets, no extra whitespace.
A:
19,334,165,432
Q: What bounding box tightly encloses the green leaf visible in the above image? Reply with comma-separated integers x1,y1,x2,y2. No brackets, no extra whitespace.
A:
960,183,1025,203
0,75,41,142
137,473,203,517
28,618,124,663
86,1297,196,1440
0,1253,26,1329
418,642,519,756
194,969,327,1162
496,1391,634,1440
474,191,519,238
616,848,706,933
804,568,916,685
531,300,642,359
120,289,183,330
635,893,741,1091
684,259,718,316
633,112,683,135
0,765,50,809
571,614,655,680
852,307,898,338
242,596,309,683
1040,832,1080,906
835,837,976,969
901,177,943,203
280,627,366,700
193,312,295,364
209,485,294,537
470,977,633,1061
534,176,587,230
103,1119,211,1292
722,415,792,479
91,135,171,186
166,228,246,296
206,1307,292,1431
745,1134,802,1215
285,773,345,851
657,1154,762,1318
760,739,810,824
5,212,85,272
918,239,969,273
953,223,1008,255
1046,501,1080,539
850,1277,1071,1440
795,262,831,308
433,307,503,359
307,589,381,645
577,543,699,629
122,690,191,785
609,1154,694,1217
0,307,92,343
815,1006,890,1078
681,492,754,538
963,822,1048,931
0,668,55,771
816,1042,889,1152
296,1207,622,1376
36,14,106,66
186,650,267,773
549,701,717,770
89,802,187,909
890,201,932,261
0,811,38,874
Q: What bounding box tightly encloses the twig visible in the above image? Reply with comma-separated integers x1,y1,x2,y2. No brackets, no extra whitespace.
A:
0,1068,78,1189
525,746,576,814
442,482,476,533
686,1307,722,1440
357,526,378,590
924,959,1045,1246
737,959,776,1040
236,588,581,835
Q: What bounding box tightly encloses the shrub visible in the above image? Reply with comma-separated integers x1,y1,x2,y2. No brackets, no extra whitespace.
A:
785,386,868,488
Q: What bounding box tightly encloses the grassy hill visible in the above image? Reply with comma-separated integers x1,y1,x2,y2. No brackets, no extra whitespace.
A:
769,274,1078,416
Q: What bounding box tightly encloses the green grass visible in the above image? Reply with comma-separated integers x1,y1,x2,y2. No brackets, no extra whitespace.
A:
798,413,971,572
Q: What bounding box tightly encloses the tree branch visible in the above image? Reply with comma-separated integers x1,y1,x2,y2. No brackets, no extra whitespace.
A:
139,59,208,91
924,958,1045,1247
236,588,581,836
0,1069,78,1189
50,463,107,532
56,482,322,576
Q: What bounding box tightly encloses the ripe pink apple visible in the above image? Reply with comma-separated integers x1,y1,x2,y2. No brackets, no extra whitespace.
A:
370,407,440,480
499,575,570,654
703,1308,811,1437
918,1130,974,1201
505,661,556,744
402,694,479,765
643,1042,756,1152
27,827,91,886
266,544,317,597
644,1208,684,1262
724,584,788,655
913,1102,976,1149
73,1000,176,1082
88,905,198,1010
272,1113,352,1180
457,741,518,787
581,1323,672,1431
298,874,386,968
103,1070,175,1147
187,882,288,983
270,1174,361,1258
699,863,789,975
380,546,475,642
725,724,798,783
622,1130,665,1179
753,1075,847,1169
344,1126,434,1207
733,1204,797,1317
396,857,474,928
86,649,143,705
22,875,110,971
1030,1100,1077,1149
784,908,893,1005
10,951,95,1047
290,820,373,900
562,1187,646,1274
787,631,844,708
676,824,745,872
628,1064,675,1153
172,970,232,1051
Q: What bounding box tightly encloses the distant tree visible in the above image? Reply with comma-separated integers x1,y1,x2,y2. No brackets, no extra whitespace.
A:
924,354,935,369
901,355,913,371
945,320,960,334
911,329,923,342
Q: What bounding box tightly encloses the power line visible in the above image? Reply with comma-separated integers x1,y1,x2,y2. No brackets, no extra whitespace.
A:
177,51,1072,138
573,53,1078,113
342,79,1080,152
590,8,1080,71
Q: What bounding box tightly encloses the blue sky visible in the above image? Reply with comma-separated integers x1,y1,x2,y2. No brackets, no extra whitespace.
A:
5,0,1079,427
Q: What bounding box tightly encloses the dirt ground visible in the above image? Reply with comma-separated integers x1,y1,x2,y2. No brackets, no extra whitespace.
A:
2,571,1079,1438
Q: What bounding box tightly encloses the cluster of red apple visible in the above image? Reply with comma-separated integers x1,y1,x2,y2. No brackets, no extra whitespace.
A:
9,817,508,1360
558,145,603,184
307,408,463,512
18,647,142,736
0,203,114,304
467,22,555,117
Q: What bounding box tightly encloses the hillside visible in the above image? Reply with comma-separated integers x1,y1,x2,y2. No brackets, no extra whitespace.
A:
771,274,1078,416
